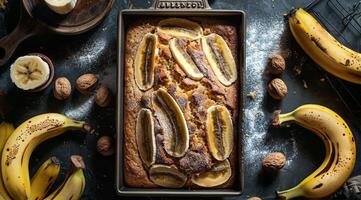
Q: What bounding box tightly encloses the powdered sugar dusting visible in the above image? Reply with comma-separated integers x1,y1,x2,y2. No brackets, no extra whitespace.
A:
244,17,298,172
65,96,95,120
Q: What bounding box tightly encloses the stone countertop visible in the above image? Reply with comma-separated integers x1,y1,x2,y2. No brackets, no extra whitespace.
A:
0,0,360,199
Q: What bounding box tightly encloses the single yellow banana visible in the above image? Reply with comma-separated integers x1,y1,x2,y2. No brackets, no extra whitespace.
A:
0,122,14,200
44,155,86,200
30,157,61,200
1,114,88,200
273,104,356,199
289,8,361,84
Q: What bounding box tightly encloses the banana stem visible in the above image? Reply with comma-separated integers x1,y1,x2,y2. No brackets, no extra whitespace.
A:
277,186,303,200
273,111,294,126
67,120,93,133
278,113,295,125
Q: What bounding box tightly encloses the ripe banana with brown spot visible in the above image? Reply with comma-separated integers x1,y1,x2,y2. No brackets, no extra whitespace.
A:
44,155,85,200
1,114,89,200
289,8,361,84
30,157,61,200
0,122,14,200
273,104,356,199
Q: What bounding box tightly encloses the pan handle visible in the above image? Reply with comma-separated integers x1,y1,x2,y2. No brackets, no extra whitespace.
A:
151,0,211,9
0,9,43,67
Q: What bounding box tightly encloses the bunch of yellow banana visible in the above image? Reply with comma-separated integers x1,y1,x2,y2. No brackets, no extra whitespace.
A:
1,113,89,200
273,104,356,199
30,157,61,200
0,122,14,200
288,8,361,84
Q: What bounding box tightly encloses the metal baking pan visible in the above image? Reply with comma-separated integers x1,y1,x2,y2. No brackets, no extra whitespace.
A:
116,0,246,196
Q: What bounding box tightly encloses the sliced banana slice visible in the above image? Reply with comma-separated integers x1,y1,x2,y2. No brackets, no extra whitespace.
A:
44,0,77,15
149,164,187,188
191,159,231,187
136,108,156,167
202,33,237,86
10,56,50,90
157,18,203,40
206,105,234,161
134,33,158,91
153,88,189,158
169,38,204,80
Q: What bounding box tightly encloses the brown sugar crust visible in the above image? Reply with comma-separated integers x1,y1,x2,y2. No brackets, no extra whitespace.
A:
123,17,239,188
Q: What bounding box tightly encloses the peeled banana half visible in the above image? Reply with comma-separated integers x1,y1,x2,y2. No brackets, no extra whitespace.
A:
153,88,189,158
44,0,77,15
273,104,356,199
289,8,361,84
206,105,234,161
1,113,88,200
10,56,50,90
134,33,158,91
157,18,203,40
202,33,237,86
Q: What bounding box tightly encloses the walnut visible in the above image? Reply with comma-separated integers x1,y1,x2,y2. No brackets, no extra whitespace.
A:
267,78,287,100
262,152,286,172
76,74,98,94
97,136,114,156
54,77,72,100
269,54,286,75
247,197,262,200
95,84,112,107
70,155,85,169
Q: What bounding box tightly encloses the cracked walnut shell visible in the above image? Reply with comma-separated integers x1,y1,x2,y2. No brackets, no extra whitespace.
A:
54,77,71,100
76,73,98,94
97,136,114,156
262,152,286,172
269,54,285,75
267,78,287,100
95,84,112,107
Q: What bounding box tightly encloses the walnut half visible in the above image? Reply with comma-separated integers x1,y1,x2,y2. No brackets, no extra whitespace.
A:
267,78,288,100
76,73,98,94
262,152,286,172
54,77,72,100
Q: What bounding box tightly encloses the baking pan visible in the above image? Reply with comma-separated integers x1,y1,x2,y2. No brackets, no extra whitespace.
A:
116,0,245,196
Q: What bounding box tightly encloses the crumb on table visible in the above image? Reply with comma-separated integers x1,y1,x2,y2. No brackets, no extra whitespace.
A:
302,80,308,89
293,66,302,76
247,91,257,100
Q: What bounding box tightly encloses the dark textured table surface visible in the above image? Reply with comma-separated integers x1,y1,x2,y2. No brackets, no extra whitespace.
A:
1,0,361,199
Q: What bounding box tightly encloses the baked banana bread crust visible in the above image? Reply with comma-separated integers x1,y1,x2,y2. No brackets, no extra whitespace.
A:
123,17,239,188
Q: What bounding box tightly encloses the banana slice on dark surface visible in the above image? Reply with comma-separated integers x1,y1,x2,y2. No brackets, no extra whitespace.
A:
202,33,237,86
149,164,187,188
136,108,156,167
206,105,234,161
134,33,158,91
157,18,203,40
10,56,50,90
191,159,231,187
153,88,189,158
169,38,204,80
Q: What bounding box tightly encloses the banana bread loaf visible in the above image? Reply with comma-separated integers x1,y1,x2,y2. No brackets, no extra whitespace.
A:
123,17,239,188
